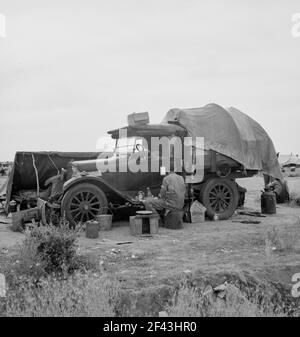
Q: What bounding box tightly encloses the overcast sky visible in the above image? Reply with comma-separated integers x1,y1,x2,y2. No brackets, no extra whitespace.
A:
0,0,299,161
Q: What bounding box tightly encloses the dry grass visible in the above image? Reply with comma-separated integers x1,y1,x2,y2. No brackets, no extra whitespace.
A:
264,222,299,255
289,191,300,207
2,219,123,317
166,283,284,317
6,271,120,317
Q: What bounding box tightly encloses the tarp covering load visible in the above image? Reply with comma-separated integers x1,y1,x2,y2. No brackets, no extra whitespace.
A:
162,103,283,181
5,151,100,212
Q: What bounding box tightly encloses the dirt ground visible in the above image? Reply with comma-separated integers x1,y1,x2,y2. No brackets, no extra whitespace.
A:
1,175,300,309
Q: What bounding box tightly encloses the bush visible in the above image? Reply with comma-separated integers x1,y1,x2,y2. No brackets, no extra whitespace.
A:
8,219,84,281
33,223,79,275
2,219,121,317
6,271,120,317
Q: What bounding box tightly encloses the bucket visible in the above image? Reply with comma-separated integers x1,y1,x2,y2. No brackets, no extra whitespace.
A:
261,190,276,214
86,221,99,239
97,214,113,231
165,211,184,229
190,201,206,223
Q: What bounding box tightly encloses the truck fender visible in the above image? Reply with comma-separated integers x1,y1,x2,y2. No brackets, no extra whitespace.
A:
63,176,138,205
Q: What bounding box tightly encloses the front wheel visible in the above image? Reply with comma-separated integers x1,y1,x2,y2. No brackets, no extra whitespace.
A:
200,178,239,220
61,183,108,228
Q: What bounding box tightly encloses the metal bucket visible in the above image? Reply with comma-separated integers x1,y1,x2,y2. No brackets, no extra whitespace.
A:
97,214,113,231
86,221,99,239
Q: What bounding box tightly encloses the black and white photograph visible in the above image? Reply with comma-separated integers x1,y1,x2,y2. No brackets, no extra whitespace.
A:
0,0,300,323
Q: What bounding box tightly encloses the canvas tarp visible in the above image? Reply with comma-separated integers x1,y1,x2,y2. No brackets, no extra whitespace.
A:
4,151,100,213
162,103,283,181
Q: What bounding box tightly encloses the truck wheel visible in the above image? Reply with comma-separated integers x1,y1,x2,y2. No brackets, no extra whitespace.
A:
61,183,108,228
200,178,239,220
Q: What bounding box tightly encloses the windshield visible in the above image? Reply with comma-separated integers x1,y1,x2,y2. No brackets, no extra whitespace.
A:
115,137,147,154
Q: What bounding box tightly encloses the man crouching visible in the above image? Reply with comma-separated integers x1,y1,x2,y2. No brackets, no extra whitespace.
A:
142,169,186,224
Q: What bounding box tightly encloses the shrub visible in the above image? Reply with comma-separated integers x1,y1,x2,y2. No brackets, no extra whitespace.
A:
3,219,120,317
33,223,79,275
6,271,120,317
9,219,84,281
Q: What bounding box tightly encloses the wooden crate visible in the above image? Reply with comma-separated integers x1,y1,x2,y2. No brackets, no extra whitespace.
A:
127,112,149,126
129,216,142,236
129,214,159,236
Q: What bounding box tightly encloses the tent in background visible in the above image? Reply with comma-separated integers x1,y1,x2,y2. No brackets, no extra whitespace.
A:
282,155,300,177
282,155,300,167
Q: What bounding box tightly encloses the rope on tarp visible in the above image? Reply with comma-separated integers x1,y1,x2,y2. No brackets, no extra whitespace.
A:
32,154,40,197
47,154,60,175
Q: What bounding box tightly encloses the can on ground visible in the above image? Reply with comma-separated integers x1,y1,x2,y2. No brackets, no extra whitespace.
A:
97,214,113,231
85,220,100,239
261,190,276,214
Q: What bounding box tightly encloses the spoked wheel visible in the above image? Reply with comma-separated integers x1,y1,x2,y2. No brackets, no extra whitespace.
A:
200,178,239,220
61,183,108,228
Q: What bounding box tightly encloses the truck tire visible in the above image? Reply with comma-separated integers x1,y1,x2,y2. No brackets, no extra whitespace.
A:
61,183,108,228
200,178,239,220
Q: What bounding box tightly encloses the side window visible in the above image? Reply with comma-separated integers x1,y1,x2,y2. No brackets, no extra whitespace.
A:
134,138,149,153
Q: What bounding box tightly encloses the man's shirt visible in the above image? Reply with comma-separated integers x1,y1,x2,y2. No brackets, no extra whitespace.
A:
160,172,186,210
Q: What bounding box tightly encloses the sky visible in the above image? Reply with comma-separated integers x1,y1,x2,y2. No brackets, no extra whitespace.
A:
0,0,300,161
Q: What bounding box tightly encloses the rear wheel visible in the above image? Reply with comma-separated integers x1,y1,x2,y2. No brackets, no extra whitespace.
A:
61,183,108,228
200,178,239,220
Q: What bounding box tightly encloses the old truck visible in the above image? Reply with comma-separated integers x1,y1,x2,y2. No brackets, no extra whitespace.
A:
60,104,283,227
5,104,283,227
